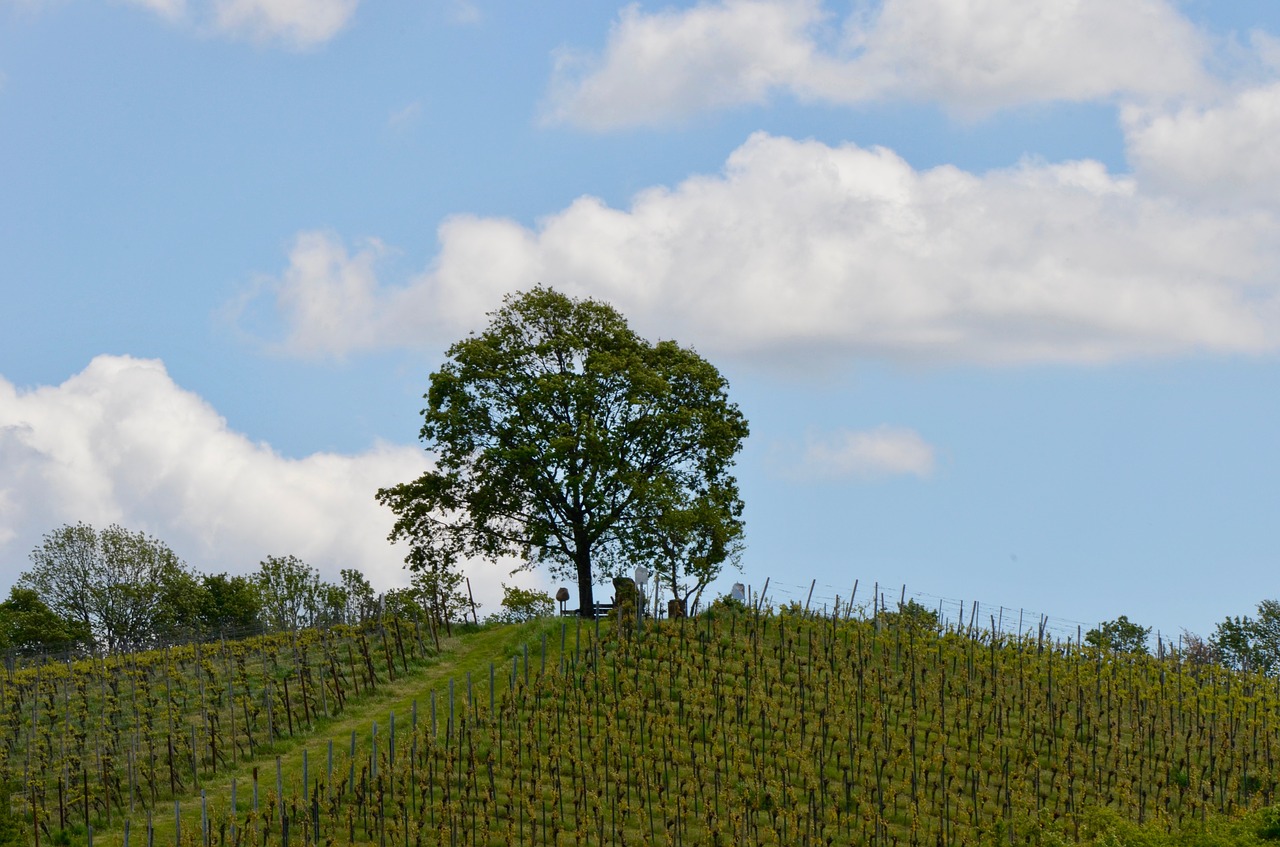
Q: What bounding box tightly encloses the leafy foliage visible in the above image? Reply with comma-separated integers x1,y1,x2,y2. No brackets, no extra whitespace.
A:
0,586,90,653
254,554,325,632
404,544,475,627
0,783,27,847
195,572,263,634
340,568,380,625
377,286,749,616
636,480,743,613
490,583,554,624
0,613,439,841
1085,614,1151,654
1212,601,1280,675
878,597,941,633
21,522,196,652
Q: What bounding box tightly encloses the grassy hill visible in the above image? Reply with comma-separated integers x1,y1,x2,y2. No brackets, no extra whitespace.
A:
6,602,1280,846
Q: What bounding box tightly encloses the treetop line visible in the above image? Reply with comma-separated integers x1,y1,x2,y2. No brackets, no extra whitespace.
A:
5,286,1278,672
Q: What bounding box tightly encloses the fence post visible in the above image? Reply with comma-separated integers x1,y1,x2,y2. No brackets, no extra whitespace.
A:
276,756,284,828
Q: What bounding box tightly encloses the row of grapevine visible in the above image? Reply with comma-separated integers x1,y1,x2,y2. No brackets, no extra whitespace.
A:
1,617,438,843
72,606,1280,847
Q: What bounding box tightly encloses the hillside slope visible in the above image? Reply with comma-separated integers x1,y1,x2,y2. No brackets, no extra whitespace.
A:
8,607,1280,846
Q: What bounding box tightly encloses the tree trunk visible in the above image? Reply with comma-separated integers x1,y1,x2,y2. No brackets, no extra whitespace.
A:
575,548,595,618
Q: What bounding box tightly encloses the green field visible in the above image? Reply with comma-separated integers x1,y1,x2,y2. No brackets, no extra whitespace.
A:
6,604,1280,846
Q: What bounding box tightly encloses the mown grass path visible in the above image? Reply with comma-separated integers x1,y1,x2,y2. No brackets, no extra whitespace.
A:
83,618,567,847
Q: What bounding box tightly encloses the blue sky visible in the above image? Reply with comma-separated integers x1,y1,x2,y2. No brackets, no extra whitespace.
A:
3,0,1280,640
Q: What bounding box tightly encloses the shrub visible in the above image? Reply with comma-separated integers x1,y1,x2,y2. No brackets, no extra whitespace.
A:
490,583,554,624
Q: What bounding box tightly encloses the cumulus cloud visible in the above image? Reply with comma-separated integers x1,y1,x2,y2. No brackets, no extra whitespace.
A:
1124,82,1280,209
784,426,936,480
0,355,540,611
244,132,1280,366
546,0,1209,129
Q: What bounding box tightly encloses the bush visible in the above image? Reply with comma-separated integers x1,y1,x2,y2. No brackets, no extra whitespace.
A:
704,594,747,619
490,584,554,624
0,786,29,847
1085,615,1151,655
879,599,942,635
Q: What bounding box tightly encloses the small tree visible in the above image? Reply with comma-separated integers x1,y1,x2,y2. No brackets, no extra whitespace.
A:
340,568,380,625
1209,600,1280,675
1251,599,1280,674
1177,629,1215,670
1085,615,1150,655
381,587,425,620
637,481,743,616
255,554,324,632
196,573,263,634
406,545,473,632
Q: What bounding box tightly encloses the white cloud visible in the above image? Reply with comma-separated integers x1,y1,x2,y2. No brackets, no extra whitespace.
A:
108,0,357,47
210,0,358,48
783,426,936,480
447,0,481,25
1124,82,1280,209
246,132,1280,366
264,232,392,357
0,355,541,612
388,101,423,129
546,0,826,129
546,0,1209,129
120,0,188,22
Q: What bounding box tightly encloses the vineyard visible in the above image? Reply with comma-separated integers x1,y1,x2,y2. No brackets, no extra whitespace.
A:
6,601,1280,846
1,617,437,842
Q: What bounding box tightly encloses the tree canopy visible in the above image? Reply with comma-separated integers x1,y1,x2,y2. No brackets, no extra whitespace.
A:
377,286,749,616
1085,615,1151,655
1210,600,1280,674
0,587,90,654
21,522,195,652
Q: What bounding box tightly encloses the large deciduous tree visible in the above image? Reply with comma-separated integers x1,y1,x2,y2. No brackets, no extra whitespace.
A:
255,554,328,632
377,286,749,616
21,522,194,652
